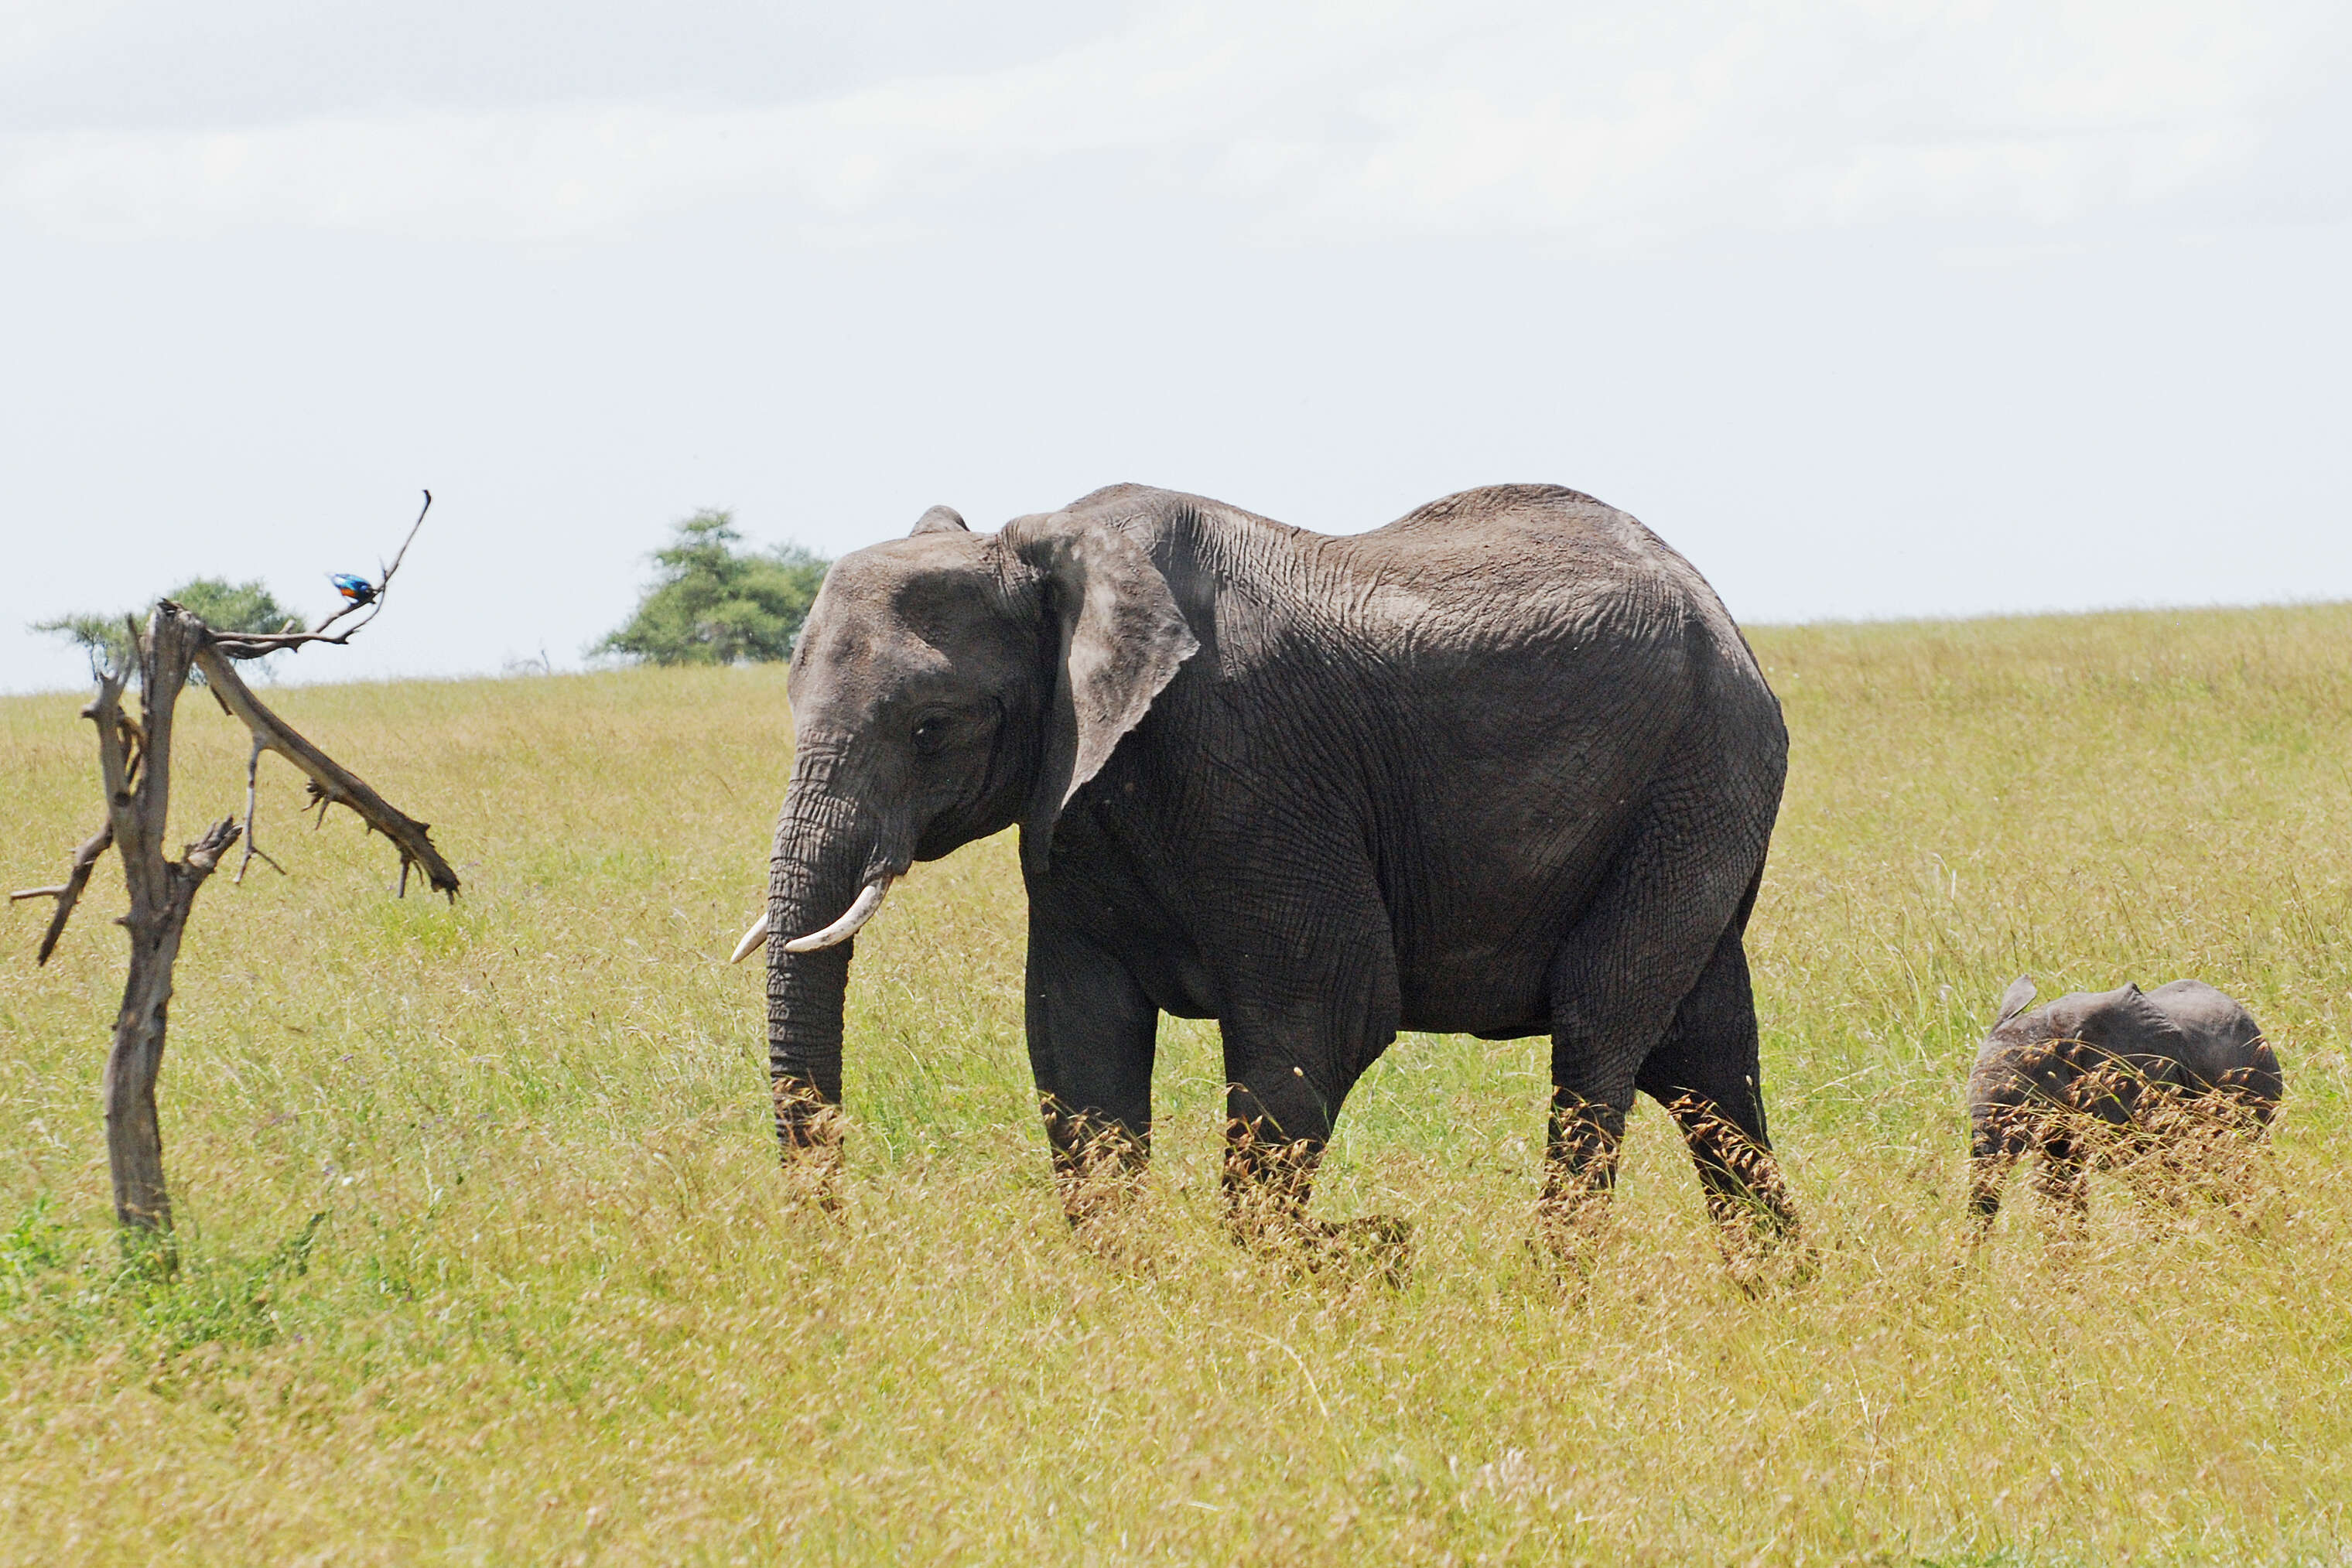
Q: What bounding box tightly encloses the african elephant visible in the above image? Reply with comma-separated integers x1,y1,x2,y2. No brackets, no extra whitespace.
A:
1965,976,2282,1224
737,483,1800,1253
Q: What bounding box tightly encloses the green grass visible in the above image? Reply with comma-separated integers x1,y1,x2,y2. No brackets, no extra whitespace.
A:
3,606,2350,1564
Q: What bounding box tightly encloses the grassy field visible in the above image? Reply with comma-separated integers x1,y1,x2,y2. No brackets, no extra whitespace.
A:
3,603,2350,1565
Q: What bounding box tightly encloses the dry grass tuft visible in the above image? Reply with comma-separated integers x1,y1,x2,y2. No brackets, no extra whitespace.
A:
3,606,2350,1563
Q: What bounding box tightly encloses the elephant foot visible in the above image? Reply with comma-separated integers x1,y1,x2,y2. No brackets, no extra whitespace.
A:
1530,1180,1616,1283
1066,1196,1163,1273
1215,1126,1410,1286
1232,1211,1414,1290
1309,1214,1415,1289
1219,1124,1321,1242
1656,1094,1807,1269
1047,1112,1151,1227
1961,1206,2001,1265
1058,1166,1150,1229
1702,1183,1812,1296
1716,1223,1818,1298
2032,1171,2091,1235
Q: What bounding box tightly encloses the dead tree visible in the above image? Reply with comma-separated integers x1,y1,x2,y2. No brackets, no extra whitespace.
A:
11,494,456,1249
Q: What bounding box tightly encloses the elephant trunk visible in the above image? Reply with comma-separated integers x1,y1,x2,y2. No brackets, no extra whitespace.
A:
763,742,904,1157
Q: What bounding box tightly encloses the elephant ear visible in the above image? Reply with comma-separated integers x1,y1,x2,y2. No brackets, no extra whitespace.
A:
909,505,969,536
1003,510,1199,876
1995,975,2038,1027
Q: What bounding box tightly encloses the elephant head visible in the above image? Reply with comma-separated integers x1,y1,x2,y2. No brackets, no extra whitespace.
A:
736,502,1198,1164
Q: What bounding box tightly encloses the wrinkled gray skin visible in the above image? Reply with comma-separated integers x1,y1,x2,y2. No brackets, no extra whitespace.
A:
1965,976,2281,1222
761,483,1796,1244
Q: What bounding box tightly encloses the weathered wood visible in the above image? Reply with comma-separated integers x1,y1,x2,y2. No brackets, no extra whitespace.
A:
104,814,238,1236
231,734,287,883
192,646,458,900
9,821,113,965
10,671,137,969
95,605,238,1239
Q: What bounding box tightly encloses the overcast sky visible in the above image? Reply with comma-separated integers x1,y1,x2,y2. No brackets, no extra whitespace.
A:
4,0,2348,691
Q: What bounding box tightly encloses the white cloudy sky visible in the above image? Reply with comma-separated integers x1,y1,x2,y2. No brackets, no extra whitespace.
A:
3,0,2348,689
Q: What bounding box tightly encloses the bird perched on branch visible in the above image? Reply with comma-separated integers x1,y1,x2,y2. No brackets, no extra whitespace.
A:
330,573,378,606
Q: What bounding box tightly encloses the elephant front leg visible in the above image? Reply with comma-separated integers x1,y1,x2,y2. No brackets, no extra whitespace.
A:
2033,1128,2091,1227
1537,1088,1634,1262
1221,1062,1337,1242
1219,1076,1413,1287
1024,921,1159,1224
1213,905,1403,1245
1966,1106,2032,1232
1193,846,1405,1265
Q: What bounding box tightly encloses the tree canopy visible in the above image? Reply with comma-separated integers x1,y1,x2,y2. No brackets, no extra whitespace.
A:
594,511,829,667
36,578,297,675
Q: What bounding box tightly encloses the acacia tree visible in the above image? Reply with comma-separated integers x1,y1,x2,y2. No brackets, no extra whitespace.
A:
36,577,298,675
594,509,828,666
10,495,457,1252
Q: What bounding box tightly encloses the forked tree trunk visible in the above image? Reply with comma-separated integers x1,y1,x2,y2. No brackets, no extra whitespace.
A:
92,604,239,1242
104,831,232,1234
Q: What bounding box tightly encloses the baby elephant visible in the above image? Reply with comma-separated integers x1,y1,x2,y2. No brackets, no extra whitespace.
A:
1966,976,2282,1224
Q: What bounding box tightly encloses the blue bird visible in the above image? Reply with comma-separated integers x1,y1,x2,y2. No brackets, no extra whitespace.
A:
330,573,378,606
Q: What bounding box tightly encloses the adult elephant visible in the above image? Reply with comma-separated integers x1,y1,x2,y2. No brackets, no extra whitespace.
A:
736,483,1798,1254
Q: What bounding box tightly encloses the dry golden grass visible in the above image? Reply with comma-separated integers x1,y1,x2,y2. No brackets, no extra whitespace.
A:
3,603,2350,1565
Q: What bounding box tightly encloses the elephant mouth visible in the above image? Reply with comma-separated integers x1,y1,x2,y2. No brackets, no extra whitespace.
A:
730,875,897,963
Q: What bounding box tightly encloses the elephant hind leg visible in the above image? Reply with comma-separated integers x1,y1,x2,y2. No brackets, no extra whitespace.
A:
1540,784,1777,1259
1636,911,1802,1251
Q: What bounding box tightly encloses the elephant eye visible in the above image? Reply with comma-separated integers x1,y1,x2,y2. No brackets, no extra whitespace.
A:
913,716,949,755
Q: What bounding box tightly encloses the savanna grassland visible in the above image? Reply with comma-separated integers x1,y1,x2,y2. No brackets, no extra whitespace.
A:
4,604,2351,1566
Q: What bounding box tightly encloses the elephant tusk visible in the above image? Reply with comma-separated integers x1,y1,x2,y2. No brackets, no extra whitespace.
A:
782,876,895,954
728,914,771,965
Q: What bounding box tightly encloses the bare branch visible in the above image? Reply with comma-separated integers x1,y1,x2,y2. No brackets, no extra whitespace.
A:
14,661,146,966
10,822,115,965
232,734,288,884
210,490,433,659
374,487,433,592
86,665,134,811
192,645,460,900
183,817,242,878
